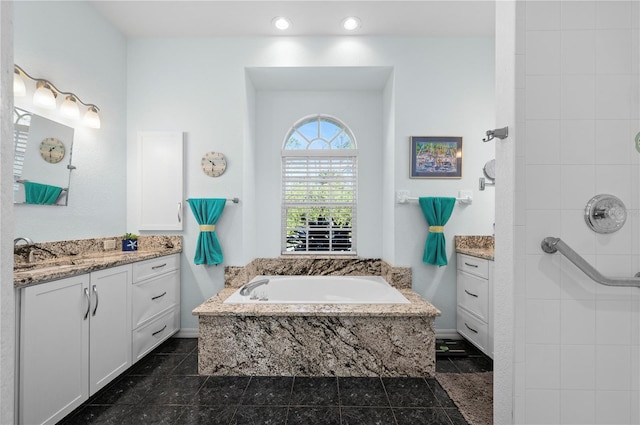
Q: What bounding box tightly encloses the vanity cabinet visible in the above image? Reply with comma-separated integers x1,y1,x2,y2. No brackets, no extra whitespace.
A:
137,131,184,231
456,253,493,359
131,254,180,362
19,265,132,425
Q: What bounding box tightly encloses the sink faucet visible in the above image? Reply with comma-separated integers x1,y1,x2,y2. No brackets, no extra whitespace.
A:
14,237,34,247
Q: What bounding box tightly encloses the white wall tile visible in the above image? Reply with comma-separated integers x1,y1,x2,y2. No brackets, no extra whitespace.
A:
526,344,560,388
561,345,596,389
526,210,562,255
526,1,561,31
560,165,596,210
526,254,561,299
561,75,596,120
560,299,596,345
525,389,560,424
526,76,561,119
596,390,631,424
562,1,596,29
525,120,561,164
526,299,561,344
561,390,596,424
596,300,633,346
596,75,633,119
596,346,632,392
595,164,632,202
595,120,633,164
526,164,561,209
560,255,598,300
596,29,633,75
595,229,633,256
561,209,596,255
560,119,596,165
596,0,633,29
561,30,596,75
526,31,561,75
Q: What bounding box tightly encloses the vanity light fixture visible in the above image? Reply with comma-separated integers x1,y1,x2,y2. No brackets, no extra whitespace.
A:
14,64,101,129
342,17,361,31
272,16,291,31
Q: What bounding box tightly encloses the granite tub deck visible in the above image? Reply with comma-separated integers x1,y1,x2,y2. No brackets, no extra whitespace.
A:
14,235,182,288
193,258,440,378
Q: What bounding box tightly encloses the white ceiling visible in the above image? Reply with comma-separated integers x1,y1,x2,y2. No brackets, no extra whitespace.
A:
89,1,495,37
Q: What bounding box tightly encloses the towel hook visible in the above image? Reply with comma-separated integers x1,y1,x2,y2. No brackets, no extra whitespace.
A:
483,126,509,142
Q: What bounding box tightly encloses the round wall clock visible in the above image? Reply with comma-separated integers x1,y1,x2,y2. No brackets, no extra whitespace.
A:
39,137,65,164
201,151,227,177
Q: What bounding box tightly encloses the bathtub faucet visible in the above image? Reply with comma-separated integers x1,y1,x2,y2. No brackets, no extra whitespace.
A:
239,278,270,297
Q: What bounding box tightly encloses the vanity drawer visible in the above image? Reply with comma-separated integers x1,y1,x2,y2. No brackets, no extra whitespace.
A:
132,269,179,328
457,270,489,321
133,254,179,283
132,307,179,362
457,308,488,354
457,254,489,279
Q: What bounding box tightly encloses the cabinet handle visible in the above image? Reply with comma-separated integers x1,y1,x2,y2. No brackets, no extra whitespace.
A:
177,202,182,223
151,263,167,270
152,325,167,336
151,291,167,301
465,323,479,334
464,262,479,268
83,288,91,320
464,290,479,298
92,285,99,316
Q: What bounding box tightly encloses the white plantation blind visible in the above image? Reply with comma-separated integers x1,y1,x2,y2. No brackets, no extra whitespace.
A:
13,124,29,192
281,115,357,254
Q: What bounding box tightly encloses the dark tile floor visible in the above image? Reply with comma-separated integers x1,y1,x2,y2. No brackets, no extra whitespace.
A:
59,338,492,425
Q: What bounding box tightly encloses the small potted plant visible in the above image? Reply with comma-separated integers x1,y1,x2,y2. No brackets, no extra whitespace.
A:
122,233,138,252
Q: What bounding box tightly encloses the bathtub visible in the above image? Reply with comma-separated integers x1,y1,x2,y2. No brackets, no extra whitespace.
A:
223,275,410,304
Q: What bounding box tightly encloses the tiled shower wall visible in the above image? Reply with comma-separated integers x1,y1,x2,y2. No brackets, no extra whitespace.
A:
514,1,640,424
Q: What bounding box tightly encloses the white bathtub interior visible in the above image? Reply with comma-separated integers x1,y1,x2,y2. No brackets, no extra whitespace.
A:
223,275,411,304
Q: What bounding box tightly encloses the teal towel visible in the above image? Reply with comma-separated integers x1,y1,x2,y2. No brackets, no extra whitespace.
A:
188,198,226,265
24,181,62,205
419,197,456,266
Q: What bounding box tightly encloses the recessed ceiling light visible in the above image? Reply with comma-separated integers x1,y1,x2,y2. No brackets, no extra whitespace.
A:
272,17,291,31
342,17,361,31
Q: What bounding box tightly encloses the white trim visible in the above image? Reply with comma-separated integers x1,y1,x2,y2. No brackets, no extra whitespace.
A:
435,329,461,340
175,328,199,338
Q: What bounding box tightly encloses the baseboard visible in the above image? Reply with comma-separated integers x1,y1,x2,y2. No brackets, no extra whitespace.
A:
436,329,461,340
175,328,199,338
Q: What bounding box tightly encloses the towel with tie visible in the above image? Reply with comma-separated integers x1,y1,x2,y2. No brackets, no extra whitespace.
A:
419,197,456,266
187,198,226,265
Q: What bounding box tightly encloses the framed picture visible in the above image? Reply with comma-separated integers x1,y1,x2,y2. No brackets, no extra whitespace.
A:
410,136,462,179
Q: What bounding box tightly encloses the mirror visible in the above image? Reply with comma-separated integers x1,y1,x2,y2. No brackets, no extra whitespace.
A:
13,107,75,206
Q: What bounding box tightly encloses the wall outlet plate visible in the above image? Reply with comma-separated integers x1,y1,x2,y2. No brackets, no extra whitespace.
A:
103,239,116,250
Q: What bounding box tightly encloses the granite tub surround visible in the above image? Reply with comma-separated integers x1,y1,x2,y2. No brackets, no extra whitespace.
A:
454,235,494,260
197,315,436,377
14,235,182,287
224,257,412,289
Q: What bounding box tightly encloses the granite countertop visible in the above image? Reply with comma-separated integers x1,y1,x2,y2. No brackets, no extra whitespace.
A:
193,288,441,318
14,235,182,288
455,235,494,261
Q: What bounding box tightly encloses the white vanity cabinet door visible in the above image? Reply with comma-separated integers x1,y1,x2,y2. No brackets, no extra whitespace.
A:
138,131,184,231
19,274,90,425
88,265,132,395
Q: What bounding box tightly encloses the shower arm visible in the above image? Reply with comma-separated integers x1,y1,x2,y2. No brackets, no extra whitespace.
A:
541,237,640,287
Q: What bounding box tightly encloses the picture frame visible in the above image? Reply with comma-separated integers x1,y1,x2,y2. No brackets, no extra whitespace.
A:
410,136,462,179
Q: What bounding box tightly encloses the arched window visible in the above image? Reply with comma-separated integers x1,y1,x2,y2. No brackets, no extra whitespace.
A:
281,115,358,254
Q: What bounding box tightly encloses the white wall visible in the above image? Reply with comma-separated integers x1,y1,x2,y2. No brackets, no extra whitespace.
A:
127,36,494,332
13,1,127,241
512,1,640,423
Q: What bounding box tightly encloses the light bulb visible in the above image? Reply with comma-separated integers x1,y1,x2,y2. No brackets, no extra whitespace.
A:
13,71,26,97
60,96,80,119
342,17,361,31
83,106,101,129
33,81,57,109
272,17,291,31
